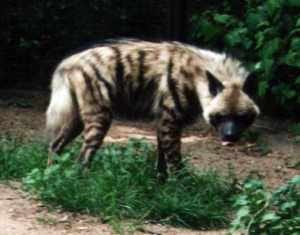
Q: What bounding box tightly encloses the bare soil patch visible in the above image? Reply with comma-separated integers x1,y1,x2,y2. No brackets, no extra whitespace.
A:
0,183,227,235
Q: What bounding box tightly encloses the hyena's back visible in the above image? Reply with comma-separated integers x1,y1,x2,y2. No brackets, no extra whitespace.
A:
47,40,203,129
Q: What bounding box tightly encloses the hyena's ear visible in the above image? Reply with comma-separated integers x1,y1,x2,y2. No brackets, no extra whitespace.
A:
206,71,224,96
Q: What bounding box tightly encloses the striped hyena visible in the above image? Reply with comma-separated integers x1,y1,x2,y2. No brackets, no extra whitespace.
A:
46,39,260,179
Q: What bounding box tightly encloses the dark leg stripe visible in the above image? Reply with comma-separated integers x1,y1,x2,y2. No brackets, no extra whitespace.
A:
92,78,104,104
81,110,103,117
85,133,105,144
157,129,182,171
80,105,111,117
167,59,183,114
84,123,104,134
99,105,112,114
161,105,178,120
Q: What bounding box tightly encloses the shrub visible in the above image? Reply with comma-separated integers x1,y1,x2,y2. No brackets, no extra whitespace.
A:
228,176,300,234
192,0,300,115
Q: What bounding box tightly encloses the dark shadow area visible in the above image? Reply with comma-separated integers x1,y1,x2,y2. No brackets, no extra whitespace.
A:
2,0,197,90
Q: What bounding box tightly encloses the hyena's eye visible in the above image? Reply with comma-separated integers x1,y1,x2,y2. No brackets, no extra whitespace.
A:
235,113,255,125
210,114,226,126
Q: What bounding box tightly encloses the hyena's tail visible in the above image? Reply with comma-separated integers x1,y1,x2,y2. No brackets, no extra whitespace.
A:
46,69,77,139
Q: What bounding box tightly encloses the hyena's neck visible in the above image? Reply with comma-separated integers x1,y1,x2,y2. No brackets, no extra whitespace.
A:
183,48,223,116
185,46,249,123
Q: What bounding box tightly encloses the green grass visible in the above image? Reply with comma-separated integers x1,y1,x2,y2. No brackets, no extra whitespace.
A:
0,137,236,229
0,137,47,179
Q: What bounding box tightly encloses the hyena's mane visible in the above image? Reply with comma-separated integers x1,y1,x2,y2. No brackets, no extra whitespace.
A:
68,38,162,55
61,38,142,59
178,43,250,85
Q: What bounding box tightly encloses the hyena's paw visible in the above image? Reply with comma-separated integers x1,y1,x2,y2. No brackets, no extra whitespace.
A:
47,155,58,166
156,171,168,184
168,161,184,174
76,155,92,170
47,158,54,166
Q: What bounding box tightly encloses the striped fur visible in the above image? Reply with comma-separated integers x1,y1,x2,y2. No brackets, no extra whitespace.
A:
46,39,259,179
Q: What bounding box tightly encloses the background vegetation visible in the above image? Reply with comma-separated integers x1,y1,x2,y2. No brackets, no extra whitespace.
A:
192,0,300,116
2,0,299,116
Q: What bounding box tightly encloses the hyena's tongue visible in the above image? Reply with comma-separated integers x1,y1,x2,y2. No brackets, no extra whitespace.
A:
221,141,233,146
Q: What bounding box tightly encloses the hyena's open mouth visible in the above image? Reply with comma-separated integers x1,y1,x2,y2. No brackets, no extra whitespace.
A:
221,141,234,146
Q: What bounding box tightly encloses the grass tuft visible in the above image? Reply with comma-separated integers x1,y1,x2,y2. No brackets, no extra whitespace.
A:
0,137,235,229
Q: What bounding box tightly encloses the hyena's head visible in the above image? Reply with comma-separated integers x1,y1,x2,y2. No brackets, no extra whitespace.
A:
203,70,260,145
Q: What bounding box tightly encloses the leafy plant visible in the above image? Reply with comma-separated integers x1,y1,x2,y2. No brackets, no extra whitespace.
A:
228,176,300,234
192,0,300,115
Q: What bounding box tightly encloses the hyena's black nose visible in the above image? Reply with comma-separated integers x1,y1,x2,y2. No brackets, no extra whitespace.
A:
223,132,238,142
221,122,239,142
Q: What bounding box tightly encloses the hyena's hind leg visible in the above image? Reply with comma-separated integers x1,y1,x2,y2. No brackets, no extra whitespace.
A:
48,118,83,165
46,70,84,165
156,106,183,181
69,67,112,168
77,108,112,168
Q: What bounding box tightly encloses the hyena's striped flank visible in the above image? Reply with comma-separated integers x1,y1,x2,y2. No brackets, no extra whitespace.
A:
46,39,259,180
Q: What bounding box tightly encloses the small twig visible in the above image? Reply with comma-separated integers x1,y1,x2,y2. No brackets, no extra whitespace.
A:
0,197,18,200
252,124,278,133
246,200,270,234
136,227,162,235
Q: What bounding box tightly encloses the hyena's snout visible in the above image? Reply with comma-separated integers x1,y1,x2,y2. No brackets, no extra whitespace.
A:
218,121,241,143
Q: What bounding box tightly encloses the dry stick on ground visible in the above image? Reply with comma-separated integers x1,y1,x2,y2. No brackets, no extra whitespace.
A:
252,124,279,133
245,199,270,235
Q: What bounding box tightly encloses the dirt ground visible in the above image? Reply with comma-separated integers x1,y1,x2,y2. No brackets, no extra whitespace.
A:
0,90,299,235
0,182,227,235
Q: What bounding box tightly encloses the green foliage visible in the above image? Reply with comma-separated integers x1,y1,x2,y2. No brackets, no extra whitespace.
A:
289,123,300,136
192,0,300,115
0,137,47,180
0,138,235,229
228,176,300,234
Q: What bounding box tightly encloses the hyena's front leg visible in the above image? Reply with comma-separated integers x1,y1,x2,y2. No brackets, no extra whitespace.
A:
156,107,183,181
77,109,112,168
